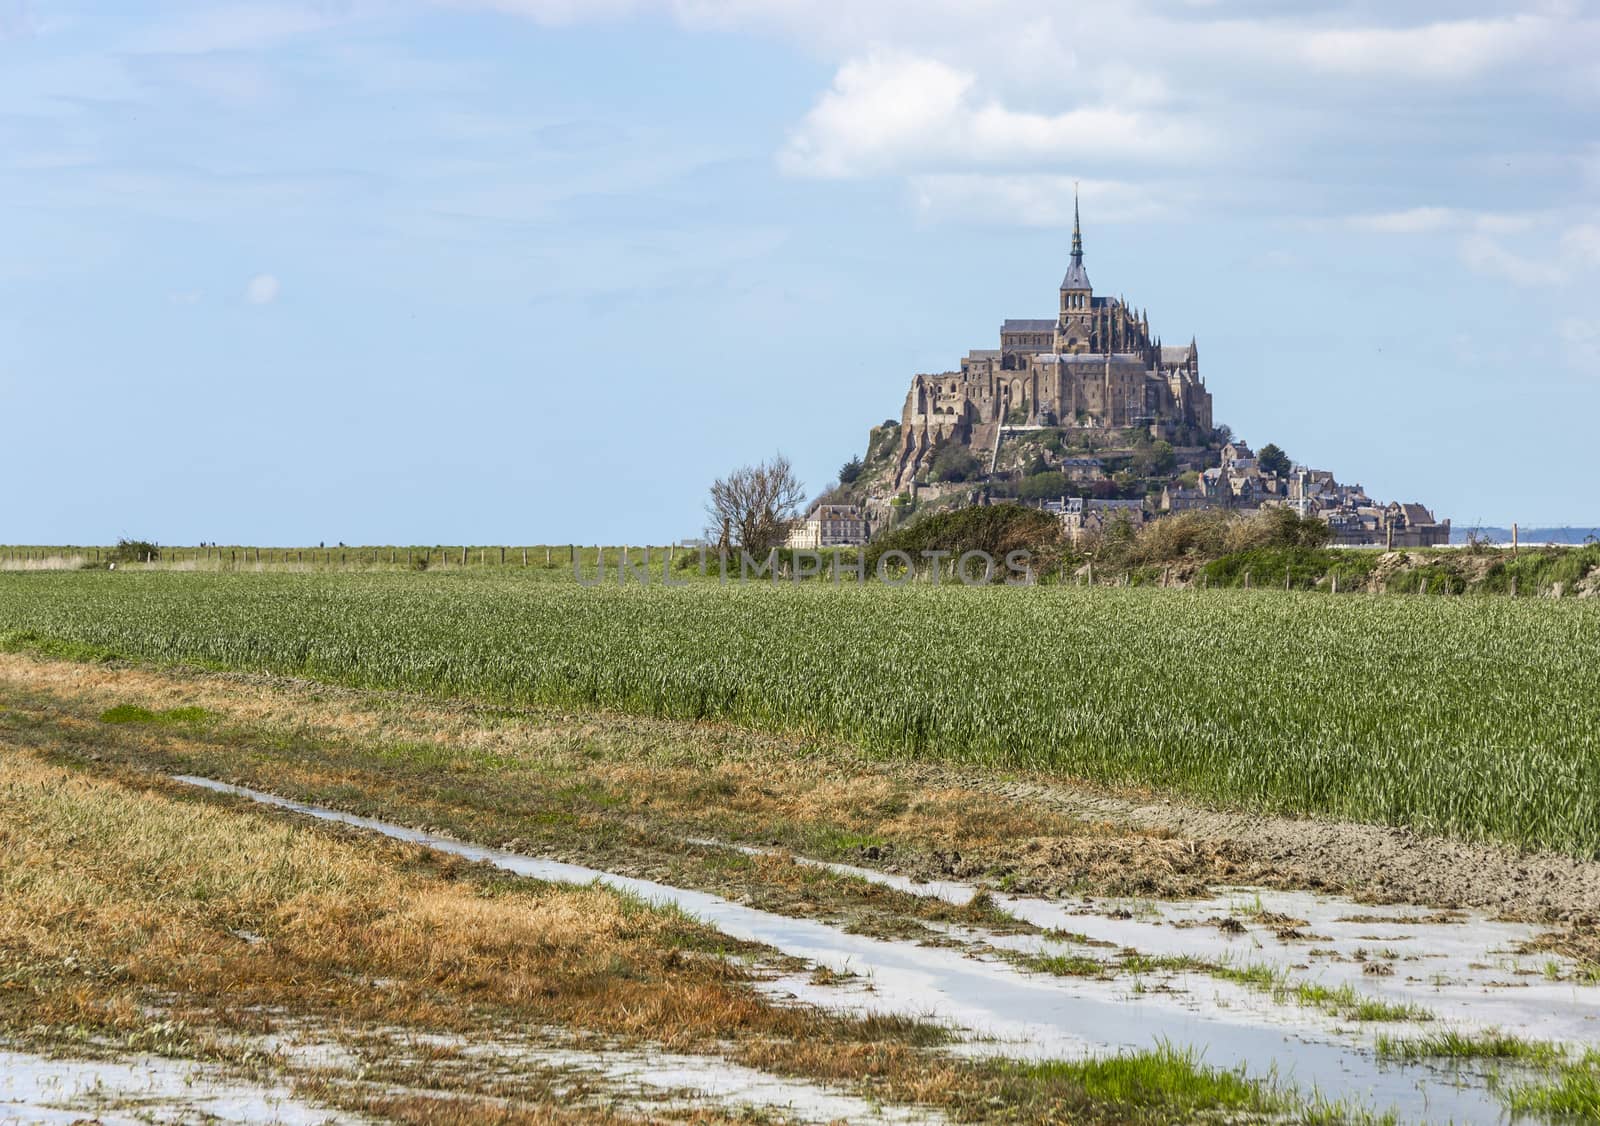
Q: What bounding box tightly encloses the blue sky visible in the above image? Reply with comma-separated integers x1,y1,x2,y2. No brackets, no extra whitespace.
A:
2,1,1597,544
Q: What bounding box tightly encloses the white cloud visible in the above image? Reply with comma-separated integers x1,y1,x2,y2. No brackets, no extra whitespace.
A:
1581,144,1600,187
131,3,364,54
145,55,280,106
443,2,1598,87
7,149,97,172
0,0,33,41
1349,207,1459,234
1286,14,1565,81
1347,208,1544,236
1342,207,1600,287
1474,212,1540,236
434,0,648,25
40,0,1600,242
1250,248,1301,270
245,274,281,304
1438,217,1600,287
1563,224,1600,267
1560,317,1600,371
79,1,1600,239
779,53,1202,180
1458,235,1567,287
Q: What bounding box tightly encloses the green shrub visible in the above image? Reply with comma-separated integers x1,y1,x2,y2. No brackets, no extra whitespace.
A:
1389,562,1470,595
865,504,1062,577
1201,547,1377,591
107,539,160,564
1018,472,1071,500
930,445,983,483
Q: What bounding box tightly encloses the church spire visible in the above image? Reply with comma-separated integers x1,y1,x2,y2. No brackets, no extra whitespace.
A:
1060,184,1092,293
1071,185,1084,265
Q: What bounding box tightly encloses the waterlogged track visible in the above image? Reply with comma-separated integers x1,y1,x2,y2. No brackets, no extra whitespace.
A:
0,1049,345,1125
698,839,1600,1047
178,774,1570,1125
2,570,1599,855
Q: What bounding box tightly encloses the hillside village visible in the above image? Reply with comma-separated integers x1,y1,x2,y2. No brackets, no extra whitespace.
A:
790,200,1449,552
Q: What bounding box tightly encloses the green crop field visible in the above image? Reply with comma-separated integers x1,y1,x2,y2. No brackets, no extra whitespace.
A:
2,569,1598,855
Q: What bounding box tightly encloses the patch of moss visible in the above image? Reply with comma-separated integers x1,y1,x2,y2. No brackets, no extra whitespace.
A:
99,704,217,727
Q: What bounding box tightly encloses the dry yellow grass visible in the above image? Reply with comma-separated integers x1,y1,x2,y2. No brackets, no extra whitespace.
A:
0,750,780,1049
0,744,1001,1122
0,651,1138,862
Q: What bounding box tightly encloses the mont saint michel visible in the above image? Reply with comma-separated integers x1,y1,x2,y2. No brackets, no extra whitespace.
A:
822,198,1449,550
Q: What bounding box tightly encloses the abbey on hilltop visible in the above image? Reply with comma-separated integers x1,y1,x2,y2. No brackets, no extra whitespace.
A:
893,196,1212,490
804,194,1449,551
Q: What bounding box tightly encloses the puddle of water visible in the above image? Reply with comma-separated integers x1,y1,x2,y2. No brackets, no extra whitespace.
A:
0,1048,342,1125
503,1044,937,1122
708,838,1600,1047
175,775,1529,1124
1002,888,1598,1046
381,1029,937,1121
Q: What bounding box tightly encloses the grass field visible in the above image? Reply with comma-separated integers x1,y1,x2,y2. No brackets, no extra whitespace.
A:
1,568,1597,856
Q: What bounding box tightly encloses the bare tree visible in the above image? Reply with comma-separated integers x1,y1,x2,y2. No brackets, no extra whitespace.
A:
706,454,807,560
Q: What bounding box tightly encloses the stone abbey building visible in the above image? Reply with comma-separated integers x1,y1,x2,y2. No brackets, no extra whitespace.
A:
894,200,1213,489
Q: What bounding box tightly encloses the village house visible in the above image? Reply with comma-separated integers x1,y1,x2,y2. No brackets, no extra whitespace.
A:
1038,497,1148,546
787,503,869,550
1159,484,1207,512
1325,502,1451,548
1059,457,1107,482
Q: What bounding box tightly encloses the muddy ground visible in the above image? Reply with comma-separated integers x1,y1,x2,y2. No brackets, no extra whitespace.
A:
931,768,1600,922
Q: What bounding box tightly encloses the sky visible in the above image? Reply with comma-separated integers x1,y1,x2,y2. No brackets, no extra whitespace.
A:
2,0,1597,544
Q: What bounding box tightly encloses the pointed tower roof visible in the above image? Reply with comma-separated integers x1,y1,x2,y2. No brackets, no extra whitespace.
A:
1061,186,1091,291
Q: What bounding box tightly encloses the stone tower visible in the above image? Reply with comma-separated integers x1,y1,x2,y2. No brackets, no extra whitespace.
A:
890,195,1214,489
1056,190,1093,355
